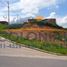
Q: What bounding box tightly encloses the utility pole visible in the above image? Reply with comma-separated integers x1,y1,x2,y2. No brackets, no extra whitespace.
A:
7,1,10,23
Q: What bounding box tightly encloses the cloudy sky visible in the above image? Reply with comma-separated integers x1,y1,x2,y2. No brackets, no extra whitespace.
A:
0,0,67,28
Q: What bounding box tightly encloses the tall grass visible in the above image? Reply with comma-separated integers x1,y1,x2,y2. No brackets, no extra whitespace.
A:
0,32,67,55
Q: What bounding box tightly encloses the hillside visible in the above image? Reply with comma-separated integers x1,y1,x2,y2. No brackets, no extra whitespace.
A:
6,18,66,30
22,19,63,29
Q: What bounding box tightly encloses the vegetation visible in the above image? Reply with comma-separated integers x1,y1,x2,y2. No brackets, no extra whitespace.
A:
44,22,62,29
7,23,23,29
0,23,8,31
0,32,67,55
0,18,63,29
0,21,67,55
26,19,63,28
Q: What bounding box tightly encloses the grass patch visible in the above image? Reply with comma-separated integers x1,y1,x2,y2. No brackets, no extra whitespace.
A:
0,24,8,31
0,32,67,55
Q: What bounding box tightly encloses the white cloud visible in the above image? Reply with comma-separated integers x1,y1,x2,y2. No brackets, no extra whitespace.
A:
0,16,7,21
0,0,66,26
47,12,67,28
62,16,67,24
0,0,58,17
47,12,57,18
20,0,57,17
56,16,67,28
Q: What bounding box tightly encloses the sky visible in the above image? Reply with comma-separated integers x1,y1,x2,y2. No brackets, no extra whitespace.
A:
0,0,67,28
